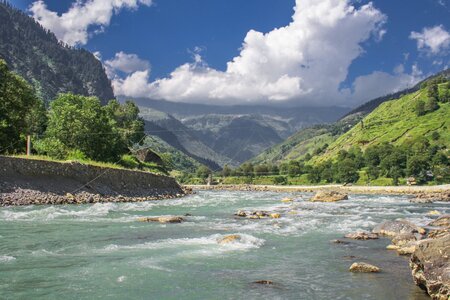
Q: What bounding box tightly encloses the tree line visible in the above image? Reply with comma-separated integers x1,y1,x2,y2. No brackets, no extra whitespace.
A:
0,59,145,163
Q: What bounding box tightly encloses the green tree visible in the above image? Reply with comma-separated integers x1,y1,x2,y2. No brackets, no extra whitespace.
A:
406,154,430,184
415,100,426,116
221,164,232,177
104,99,145,150
254,164,269,176
425,97,439,112
44,93,121,161
196,165,212,179
336,158,359,183
0,59,42,153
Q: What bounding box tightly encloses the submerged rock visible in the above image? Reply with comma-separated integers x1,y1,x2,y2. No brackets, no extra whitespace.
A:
345,231,379,240
218,234,241,245
138,216,184,223
281,197,293,203
270,213,281,219
310,191,348,202
253,280,274,285
372,220,426,237
386,244,400,250
349,262,381,273
331,239,349,244
410,233,450,299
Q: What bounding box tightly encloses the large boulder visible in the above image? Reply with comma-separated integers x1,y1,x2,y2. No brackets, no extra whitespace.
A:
345,231,379,240
132,148,164,165
428,215,450,228
410,234,450,299
391,233,420,246
372,220,426,237
310,191,348,202
349,262,381,273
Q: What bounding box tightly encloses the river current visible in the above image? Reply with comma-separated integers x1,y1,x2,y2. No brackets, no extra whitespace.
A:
1,191,448,299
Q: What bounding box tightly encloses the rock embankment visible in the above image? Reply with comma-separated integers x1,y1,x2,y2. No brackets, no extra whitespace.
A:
0,156,185,206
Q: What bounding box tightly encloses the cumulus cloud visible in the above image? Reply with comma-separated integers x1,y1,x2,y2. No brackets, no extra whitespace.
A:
29,0,152,46
110,0,420,106
343,64,422,104
410,25,450,55
105,51,150,74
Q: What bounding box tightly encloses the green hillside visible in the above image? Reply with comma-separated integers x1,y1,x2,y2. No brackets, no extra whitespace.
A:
316,83,450,163
250,113,362,165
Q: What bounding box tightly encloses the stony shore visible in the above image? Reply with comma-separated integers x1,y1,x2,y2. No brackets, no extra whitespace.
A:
0,156,187,206
185,184,450,196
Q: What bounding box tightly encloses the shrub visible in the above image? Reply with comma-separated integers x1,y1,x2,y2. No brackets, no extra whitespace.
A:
34,137,68,160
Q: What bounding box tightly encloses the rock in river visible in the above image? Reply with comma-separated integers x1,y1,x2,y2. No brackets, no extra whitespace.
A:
310,191,348,202
138,216,184,223
349,262,381,273
428,215,450,228
410,233,450,299
218,235,241,245
372,220,426,237
345,231,379,240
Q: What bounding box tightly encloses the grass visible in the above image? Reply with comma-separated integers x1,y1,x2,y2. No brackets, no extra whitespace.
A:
10,154,166,175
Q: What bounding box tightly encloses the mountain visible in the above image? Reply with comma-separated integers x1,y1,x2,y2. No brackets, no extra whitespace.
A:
251,70,450,165
126,97,349,168
130,97,349,130
138,107,232,169
313,82,449,163
0,1,114,103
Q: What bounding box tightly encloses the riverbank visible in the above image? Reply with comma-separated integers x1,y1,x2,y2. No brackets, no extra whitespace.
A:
0,156,184,206
185,184,450,195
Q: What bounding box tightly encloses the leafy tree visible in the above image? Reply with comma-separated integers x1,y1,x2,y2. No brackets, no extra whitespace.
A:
336,158,359,183
254,164,269,176
44,93,121,161
221,164,232,177
0,59,42,153
431,131,440,141
406,154,430,183
415,100,426,116
427,83,439,100
104,99,145,150
196,165,212,179
425,97,439,112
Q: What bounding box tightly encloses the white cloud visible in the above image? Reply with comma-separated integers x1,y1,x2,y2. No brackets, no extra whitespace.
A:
112,0,394,106
105,51,150,74
29,0,152,46
342,64,422,105
410,25,450,55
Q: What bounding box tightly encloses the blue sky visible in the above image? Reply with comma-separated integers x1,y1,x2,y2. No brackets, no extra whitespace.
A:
10,0,450,107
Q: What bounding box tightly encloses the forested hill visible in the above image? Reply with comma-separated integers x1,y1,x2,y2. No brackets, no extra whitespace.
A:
0,1,114,103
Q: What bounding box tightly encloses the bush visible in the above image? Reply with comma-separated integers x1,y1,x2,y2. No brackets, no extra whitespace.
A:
34,137,68,160
119,154,140,169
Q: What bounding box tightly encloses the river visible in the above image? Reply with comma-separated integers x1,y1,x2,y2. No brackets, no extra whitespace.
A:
1,191,447,299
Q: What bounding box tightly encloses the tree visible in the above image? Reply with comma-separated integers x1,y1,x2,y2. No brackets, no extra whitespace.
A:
427,83,439,101
196,165,212,179
406,154,430,184
336,158,359,183
425,97,439,112
104,99,145,150
44,93,121,161
415,100,426,116
221,164,232,177
254,164,269,176
0,59,42,153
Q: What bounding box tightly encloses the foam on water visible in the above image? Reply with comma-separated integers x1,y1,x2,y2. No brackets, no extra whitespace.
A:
0,255,16,263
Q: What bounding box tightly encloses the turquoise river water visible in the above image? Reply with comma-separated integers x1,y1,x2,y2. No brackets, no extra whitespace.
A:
1,191,449,299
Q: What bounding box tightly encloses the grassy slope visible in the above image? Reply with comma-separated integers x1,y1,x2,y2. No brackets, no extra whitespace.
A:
315,84,450,163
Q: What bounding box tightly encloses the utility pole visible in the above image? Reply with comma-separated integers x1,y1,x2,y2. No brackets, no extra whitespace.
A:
26,135,31,156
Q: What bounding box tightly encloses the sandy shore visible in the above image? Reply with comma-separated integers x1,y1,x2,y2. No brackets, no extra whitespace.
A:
184,184,450,195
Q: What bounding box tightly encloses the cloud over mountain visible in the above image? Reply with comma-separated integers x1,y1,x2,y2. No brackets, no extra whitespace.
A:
29,0,152,46
108,0,421,106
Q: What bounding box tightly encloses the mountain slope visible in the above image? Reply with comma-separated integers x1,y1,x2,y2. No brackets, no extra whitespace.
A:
314,83,450,162
0,2,114,103
139,107,231,169
251,70,450,166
